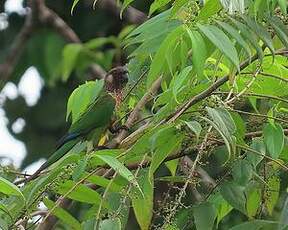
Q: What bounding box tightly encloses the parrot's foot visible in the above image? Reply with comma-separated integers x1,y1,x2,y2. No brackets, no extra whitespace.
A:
109,125,130,133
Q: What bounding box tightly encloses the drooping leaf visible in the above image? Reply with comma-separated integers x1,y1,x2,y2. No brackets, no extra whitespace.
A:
172,66,193,103
95,154,139,187
263,122,284,159
215,20,251,57
232,160,252,186
147,25,185,88
209,193,233,227
204,107,236,161
229,17,264,61
0,176,25,201
57,180,103,205
246,188,261,218
220,181,246,214
44,198,81,230
192,202,217,230
242,16,274,56
85,175,122,192
184,120,202,142
186,28,207,79
279,195,288,229
149,126,183,179
131,169,154,230
72,156,89,181
246,139,265,168
270,16,288,49
197,24,240,69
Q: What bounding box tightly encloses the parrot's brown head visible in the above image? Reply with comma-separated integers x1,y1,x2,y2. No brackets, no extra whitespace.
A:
104,66,129,105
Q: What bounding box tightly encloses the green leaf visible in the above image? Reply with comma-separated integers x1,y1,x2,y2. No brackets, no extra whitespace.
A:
66,80,104,123
149,126,183,179
232,160,252,186
131,169,153,230
120,0,135,18
149,0,171,16
184,120,202,142
185,28,207,79
247,188,261,218
229,220,279,230
246,139,265,168
229,17,264,61
147,25,185,88
264,123,284,159
171,0,188,17
192,202,217,230
242,16,274,56
197,0,222,21
279,195,288,229
0,176,25,201
99,218,121,230
62,44,82,81
220,181,246,214
197,24,239,69
204,107,236,161
172,66,193,103
209,193,233,227
165,159,179,176
215,21,251,57
71,0,80,15
85,175,122,192
0,203,12,222
270,16,288,49
57,180,103,205
277,0,287,14
72,156,88,181
44,198,81,230
95,155,141,191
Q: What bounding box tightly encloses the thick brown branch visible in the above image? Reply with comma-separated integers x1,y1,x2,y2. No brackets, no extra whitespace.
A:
92,0,147,24
108,76,162,148
0,10,34,86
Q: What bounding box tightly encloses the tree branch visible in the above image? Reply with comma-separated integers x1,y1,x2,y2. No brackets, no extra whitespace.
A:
108,76,162,148
91,0,147,24
0,8,34,86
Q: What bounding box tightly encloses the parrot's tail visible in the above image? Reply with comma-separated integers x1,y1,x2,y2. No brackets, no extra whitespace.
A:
56,132,82,149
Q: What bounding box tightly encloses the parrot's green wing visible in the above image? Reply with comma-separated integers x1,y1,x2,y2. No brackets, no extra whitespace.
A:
24,90,115,183
69,91,115,136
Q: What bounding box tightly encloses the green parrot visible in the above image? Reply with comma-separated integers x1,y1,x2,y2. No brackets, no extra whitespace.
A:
16,66,128,184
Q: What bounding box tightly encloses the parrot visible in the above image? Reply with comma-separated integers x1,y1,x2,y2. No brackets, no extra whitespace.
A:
15,66,129,185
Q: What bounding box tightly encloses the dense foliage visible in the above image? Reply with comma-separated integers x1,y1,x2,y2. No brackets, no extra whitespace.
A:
1,0,288,229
